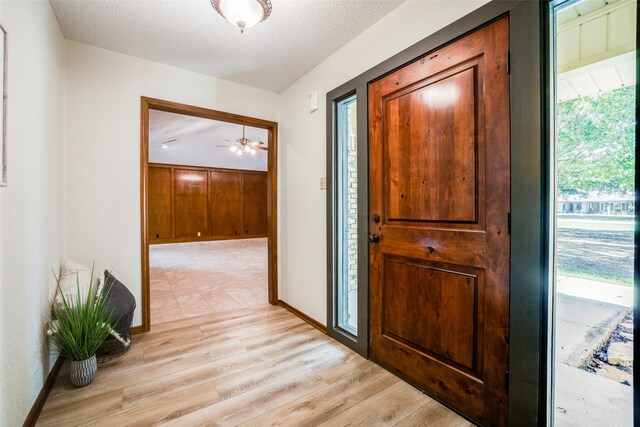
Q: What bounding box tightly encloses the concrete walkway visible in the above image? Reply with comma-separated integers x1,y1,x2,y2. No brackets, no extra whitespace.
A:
555,293,629,367
554,277,632,426
555,363,632,427
556,276,631,367
557,275,633,308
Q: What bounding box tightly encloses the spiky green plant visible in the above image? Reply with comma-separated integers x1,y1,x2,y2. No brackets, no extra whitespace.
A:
48,268,115,361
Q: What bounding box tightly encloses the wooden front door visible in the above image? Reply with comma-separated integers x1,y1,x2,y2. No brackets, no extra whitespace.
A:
368,17,510,426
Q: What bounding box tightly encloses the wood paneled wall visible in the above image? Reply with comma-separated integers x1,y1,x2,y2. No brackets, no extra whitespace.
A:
148,163,267,244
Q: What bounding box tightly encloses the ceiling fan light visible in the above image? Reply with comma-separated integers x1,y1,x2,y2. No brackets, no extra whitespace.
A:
211,0,272,33
236,149,243,156
250,148,257,155
230,145,237,153
243,145,251,153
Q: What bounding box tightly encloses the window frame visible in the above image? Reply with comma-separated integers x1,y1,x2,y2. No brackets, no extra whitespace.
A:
326,88,369,356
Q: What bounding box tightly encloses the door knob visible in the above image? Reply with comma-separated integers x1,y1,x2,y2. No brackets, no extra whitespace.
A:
368,234,380,243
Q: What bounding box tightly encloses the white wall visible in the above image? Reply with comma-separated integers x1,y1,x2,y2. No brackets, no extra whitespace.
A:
64,41,280,326
0,1,66,425
63,0,489,333
278,0,489,324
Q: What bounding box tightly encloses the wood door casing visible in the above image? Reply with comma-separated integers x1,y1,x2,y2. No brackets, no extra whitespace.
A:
243,173,268,235
210,170,243,236
141,98,279,333
174,168,209,238
369,17,510,426
148,166,173,240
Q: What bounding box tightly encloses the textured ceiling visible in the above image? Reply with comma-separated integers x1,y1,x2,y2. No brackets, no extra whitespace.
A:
149,110,269,171
149,110,268,146
50,0,405,92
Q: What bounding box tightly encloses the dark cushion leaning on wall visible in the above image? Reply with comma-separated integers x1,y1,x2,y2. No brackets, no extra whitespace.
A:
96,271,136,359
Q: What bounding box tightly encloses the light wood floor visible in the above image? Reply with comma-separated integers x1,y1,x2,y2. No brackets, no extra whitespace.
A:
37,304,472,426
149,239,268,325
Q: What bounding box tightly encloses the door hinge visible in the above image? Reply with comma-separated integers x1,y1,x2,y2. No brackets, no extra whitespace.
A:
507,212,511,235
506,50,511,75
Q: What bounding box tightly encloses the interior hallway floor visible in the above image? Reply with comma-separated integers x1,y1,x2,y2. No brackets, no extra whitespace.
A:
149,239,268,325
37,304,472,426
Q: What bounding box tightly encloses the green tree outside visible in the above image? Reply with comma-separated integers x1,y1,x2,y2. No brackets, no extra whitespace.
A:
557,86,635,198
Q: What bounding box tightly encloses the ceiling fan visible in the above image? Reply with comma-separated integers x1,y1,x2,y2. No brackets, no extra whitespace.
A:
217,125,268,156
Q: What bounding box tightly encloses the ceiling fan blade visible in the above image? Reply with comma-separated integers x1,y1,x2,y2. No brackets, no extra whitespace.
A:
253,146,268,151
251,140,265,146
161,138,177,145
216,145,232,147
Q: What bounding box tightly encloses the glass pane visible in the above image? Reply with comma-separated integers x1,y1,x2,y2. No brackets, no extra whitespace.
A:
552,1,635,424
337,95,358,334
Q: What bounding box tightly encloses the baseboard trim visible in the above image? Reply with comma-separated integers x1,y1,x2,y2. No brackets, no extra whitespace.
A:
278,299,327,334
149,233,268,245
22,355,65,427
130,325,144,335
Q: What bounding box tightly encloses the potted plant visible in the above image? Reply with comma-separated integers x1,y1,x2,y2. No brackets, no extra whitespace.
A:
47,269,115,387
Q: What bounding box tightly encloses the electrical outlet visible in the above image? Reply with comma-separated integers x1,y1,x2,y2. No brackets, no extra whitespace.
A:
197,232,201,237
320,176,327,190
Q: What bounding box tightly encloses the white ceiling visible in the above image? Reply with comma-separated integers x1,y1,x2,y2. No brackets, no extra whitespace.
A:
149,110,269,171
557,52,635,102
556,0,624,26
50,0,405,93
556,0,636,101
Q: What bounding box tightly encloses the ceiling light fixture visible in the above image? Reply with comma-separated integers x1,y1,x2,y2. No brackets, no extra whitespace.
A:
229,126,260,156
217,125,267,156
211,0,272,33
160,138,177,149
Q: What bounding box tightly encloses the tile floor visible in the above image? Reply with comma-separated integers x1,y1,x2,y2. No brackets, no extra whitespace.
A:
149,238,268,325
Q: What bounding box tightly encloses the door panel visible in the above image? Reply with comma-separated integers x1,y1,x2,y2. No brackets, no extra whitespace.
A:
243,173,268,235
369,17,510,426
386,65,480,223
383,257,480,370
148,166,173,240
174,168,208,238
210,170,243,236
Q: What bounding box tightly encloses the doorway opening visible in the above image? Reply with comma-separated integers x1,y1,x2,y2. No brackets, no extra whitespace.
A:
140,98,278,331
550,0,636,424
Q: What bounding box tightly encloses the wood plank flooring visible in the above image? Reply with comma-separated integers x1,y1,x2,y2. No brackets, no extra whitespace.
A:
38,305,471,426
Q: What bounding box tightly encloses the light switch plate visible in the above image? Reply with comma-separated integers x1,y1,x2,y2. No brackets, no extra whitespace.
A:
320,176,327,190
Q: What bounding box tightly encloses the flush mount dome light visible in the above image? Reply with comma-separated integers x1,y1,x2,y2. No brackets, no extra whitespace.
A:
211,0,272,33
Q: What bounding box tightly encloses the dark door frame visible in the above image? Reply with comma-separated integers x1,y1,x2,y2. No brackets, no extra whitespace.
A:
327,1,547,424
635,4,640,424
140,97,278,332
326,89,370,356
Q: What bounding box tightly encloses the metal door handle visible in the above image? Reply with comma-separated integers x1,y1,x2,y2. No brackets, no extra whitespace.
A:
368,234,380,243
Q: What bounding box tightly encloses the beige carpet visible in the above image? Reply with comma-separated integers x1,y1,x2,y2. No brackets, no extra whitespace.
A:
149,238,268,325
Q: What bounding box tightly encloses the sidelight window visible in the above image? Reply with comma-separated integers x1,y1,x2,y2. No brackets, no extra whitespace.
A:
336,94,358,334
